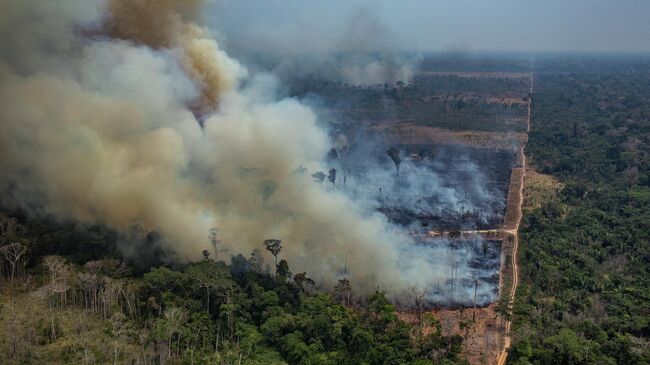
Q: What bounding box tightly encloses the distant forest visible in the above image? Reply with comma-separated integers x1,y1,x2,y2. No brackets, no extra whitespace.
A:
509,64,650,364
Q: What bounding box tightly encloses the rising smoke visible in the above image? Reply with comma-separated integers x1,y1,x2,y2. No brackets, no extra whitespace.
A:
328,135,506,230
210,4,420,87
0,0,497,305
270,9,420,88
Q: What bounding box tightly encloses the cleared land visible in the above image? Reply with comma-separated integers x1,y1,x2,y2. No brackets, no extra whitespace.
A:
420,72,531,79
395,73,531,365
371,123,525,151
522,169,563,211
295,72,530,132
295,70,533,364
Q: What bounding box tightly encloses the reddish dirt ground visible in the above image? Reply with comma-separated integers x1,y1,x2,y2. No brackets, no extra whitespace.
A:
399,73,532,365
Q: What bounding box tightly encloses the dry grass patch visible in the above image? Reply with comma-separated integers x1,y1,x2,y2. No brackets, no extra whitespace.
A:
372,123,526,151
523,169,563,211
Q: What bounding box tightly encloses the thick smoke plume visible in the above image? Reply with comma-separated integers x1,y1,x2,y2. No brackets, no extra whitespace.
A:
330,136,506,229
0,0,497,304
109,0,243,114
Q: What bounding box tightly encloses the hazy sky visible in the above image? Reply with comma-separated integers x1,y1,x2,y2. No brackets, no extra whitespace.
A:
210,0,650,53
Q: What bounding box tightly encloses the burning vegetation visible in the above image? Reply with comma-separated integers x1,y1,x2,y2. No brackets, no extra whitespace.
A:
0,0,543,364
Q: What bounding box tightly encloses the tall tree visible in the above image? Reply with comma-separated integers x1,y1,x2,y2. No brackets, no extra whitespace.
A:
328,168,337,187
186,262,228,315
472,278,481,321
263,239,282,277
335,278,352,305
0,242,27,283
387,147,402,175
208,227,222,261
156,307,186,359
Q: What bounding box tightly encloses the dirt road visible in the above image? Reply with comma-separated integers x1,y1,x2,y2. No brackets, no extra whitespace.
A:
495,73,532,365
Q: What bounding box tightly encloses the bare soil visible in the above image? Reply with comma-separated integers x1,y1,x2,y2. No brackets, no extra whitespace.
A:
399,303,505,365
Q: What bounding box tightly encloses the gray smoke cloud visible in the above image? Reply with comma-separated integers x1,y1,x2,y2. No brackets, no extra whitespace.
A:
0,0,498,305
209,4,420,87
329,140,505,228
321,135,504,305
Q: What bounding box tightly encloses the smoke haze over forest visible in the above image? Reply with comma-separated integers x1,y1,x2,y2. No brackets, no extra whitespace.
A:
0,0,506,305
4,0,641,307
2,2,650,365
209,0,650,54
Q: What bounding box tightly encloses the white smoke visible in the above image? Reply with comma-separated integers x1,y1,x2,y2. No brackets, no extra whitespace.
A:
0,0,498,304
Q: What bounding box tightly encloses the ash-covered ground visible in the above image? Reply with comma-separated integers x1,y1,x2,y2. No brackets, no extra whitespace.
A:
328,138,515,233
321,134,513,307
396,238,502,307
296,72,522,307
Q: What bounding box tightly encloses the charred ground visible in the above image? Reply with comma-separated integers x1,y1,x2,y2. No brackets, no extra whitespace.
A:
294,63,530,307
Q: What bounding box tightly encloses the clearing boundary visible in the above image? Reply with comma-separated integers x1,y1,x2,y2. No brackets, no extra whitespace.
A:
397,73,532,365
495,73,532,365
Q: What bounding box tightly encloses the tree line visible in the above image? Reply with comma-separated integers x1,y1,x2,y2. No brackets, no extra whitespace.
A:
0,213,470,365
508,66,650,364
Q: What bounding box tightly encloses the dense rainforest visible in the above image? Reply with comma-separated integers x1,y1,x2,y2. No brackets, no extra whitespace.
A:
509,66,650,364
0,212,468,364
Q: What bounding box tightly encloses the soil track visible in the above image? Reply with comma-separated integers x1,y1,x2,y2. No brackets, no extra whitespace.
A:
495,73,532,365
396,73,532,365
